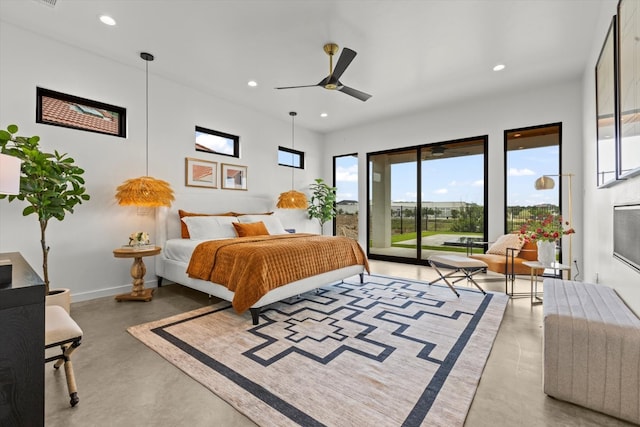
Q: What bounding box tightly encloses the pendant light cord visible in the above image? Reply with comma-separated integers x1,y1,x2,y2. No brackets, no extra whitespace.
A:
141,52,154,177
290,112,296,189
145,58,149,177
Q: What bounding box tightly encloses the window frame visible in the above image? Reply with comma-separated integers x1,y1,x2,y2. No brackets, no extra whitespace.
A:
195,126,240,158
503,122,563,234
278,146,305,169
36,87,127,138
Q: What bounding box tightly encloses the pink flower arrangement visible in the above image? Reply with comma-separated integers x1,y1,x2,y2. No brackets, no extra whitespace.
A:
518,214,575,243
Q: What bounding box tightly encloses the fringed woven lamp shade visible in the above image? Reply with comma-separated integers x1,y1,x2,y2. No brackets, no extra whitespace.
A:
276,189,308,209
115,176,175,207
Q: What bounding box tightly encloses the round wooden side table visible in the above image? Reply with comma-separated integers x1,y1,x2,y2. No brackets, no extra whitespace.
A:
113,246,161,302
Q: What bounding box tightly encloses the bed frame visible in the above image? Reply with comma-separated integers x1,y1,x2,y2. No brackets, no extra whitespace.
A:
154,199,365,324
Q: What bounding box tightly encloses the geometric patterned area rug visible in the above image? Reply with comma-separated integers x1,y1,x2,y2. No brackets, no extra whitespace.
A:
128,274,508,427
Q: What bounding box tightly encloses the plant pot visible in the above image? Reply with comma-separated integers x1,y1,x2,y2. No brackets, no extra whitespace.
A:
46,288,71,315
536,240,556,267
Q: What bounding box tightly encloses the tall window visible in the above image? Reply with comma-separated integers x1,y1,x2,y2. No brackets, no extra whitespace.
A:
334,154,358,238
505,123,561,233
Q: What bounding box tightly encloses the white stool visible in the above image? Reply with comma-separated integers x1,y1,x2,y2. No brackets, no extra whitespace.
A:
428,254,488,296
45,305,83,407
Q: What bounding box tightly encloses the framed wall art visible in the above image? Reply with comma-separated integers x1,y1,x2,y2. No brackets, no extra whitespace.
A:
195,126,240,158
617,0,640,179
221,163,247,190
36,87,126,137
595,15,618,187
185,157,217,188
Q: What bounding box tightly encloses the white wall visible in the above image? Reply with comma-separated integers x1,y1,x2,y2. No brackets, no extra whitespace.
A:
0,23,323,301
581,1,640,314
324,79,584,274
5,3,635,314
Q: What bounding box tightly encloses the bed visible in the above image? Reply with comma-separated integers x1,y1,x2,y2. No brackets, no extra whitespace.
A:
154,204,368,324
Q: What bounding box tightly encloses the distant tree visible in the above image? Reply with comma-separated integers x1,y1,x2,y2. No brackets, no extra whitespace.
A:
450,204,484,233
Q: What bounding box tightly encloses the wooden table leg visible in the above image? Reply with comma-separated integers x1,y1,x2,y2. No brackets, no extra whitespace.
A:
115,256,154,302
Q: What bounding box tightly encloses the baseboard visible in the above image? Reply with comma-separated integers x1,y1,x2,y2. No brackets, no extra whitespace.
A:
70,279,158,303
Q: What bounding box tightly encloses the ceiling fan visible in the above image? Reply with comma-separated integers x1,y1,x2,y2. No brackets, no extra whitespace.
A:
275,43,372,102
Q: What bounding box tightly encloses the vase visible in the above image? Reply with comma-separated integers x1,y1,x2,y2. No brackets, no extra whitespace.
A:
536,240,556,267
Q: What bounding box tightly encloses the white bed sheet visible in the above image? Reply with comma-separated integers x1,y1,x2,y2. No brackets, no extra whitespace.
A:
163,238,209,264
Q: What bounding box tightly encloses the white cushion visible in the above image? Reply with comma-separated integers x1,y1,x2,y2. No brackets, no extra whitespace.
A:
181,216,238,240
237,215,287,235
45,305,83,345
486,234,524,256
429,254,487,269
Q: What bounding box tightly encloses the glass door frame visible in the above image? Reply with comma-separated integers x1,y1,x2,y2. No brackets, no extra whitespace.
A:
333,153,358,237
366,136,488,266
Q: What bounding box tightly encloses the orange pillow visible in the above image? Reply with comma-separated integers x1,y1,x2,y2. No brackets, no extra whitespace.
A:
178,209,235,238
233,221,269,237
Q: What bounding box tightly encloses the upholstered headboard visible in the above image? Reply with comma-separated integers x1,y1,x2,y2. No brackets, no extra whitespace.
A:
154,193,274,275
156,193,274,242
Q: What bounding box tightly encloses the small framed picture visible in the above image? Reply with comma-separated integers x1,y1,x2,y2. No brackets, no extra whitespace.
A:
185,157,217,188
221,163,247,190
36,87,127,137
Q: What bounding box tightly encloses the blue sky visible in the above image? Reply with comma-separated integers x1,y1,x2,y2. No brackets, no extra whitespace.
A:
335,146,560,206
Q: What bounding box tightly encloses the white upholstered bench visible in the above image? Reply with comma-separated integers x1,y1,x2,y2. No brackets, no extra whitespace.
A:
543,278,640,424
428,254,487,296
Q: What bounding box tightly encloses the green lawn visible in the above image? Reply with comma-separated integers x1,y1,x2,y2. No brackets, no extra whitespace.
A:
390,231,485,254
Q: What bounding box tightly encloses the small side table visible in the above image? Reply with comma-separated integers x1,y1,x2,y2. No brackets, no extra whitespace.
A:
113,246,161,302
522,261,570,305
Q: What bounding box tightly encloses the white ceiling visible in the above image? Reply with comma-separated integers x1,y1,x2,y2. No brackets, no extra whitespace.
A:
0,0,606,133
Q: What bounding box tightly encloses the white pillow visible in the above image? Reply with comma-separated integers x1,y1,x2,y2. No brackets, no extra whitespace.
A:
237,215,287,235
181,216,238,240
486,234,524,256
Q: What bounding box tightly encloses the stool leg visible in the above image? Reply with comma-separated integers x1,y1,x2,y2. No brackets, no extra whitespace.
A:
430,264,460,297
463,269,487,294
58,340,81,407
64,359,79,406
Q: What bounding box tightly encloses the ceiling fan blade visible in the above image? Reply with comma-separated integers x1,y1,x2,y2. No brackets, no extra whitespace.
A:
275,83,322,90
331,47,356,80
338,85,372,102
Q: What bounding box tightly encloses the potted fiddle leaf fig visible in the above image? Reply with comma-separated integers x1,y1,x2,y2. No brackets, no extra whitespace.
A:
307,178,337,233
0,124,90,308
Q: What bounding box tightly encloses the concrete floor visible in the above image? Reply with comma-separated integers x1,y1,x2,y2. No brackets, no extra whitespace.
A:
45,260,634,426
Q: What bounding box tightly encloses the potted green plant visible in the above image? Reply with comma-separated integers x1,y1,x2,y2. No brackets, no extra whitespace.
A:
0,124,90,309
307,178,337,234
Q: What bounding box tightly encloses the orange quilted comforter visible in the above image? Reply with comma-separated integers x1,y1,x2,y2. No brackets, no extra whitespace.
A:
186,234,369,313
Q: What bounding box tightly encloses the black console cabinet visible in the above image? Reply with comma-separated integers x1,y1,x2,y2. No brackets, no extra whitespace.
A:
0,252,45,426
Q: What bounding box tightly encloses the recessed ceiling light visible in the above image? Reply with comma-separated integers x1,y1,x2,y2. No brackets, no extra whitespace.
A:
320,113,328,118
493,64,505,71
247,80,257,87
99,15,116,26
514,133,521,137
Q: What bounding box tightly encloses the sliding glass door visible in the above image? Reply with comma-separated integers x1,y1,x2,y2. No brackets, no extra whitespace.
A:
420,138,486,260
368,136,487,264
369,148,418,260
